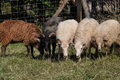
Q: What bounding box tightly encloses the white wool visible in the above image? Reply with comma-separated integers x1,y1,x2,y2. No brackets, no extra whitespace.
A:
56,19,78,57
56,19,78,43
94,19,120,47
74,18,99,59
75,18,99,48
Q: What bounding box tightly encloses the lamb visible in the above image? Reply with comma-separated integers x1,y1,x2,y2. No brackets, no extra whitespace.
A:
56,19,78,59
42,17,64,58
0,20,44,58
74,18,99,60
92,19,120,56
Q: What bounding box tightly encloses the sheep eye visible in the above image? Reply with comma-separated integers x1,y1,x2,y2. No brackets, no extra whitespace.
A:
103,40,107,42
92,40,96,42
83,44,86,46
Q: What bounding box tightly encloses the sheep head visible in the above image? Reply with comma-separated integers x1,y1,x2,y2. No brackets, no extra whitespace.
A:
74,41,86,59
43,32,56,52
91,36,107,52
57,38,72,58
32,32,45,43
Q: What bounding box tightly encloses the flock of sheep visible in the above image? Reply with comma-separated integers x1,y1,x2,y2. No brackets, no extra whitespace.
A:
0,17,120,61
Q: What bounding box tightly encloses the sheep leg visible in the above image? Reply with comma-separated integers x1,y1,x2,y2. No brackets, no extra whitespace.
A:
48,44,51,58
30,45,35,59
105,47,108,56
1,45,7,57
88,48,92,59
88,48,91,54
95,48,99,58
58,44,61,61
40,47,44,60
26,45,35,59
118,45,120,54
25,45,31,57
109,44,113,54
51,42,56,58
83,49,87,57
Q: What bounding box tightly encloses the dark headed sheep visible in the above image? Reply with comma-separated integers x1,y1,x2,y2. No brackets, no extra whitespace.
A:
42,17,64,58
0,20,44,58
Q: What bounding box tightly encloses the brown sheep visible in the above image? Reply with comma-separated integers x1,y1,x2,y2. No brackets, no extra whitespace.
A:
0,20,44,58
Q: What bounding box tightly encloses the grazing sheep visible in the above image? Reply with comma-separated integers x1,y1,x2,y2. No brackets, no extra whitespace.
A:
0,20,44,58
74,18,99,60
56,19,78,59
42,17,64,58
92,19,120,56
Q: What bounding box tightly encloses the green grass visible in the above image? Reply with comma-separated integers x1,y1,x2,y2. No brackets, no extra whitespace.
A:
0,43,120,80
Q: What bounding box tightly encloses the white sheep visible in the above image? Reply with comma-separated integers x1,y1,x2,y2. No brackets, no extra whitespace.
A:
74,18,99,60
92,19,120,56
56,19,78,59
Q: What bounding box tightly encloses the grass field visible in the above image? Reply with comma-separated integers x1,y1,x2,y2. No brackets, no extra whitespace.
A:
0,43,120,80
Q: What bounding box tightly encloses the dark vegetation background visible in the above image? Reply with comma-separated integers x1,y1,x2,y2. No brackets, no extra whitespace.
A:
0,0,77,26
0,0,119,26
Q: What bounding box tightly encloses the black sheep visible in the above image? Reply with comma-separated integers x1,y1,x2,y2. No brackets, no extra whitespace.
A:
42,17,64,58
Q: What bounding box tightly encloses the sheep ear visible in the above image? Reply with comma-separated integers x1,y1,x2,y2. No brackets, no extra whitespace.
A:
118,33,120,37
103,36,107,42
56,39,61,45
56,39,59,41
34,38,40,42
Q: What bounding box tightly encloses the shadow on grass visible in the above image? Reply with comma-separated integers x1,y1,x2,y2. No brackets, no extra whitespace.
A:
34,52,105,62
2,51,119,63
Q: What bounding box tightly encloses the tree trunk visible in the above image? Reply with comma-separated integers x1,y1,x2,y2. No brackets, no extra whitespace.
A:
81,0,90,18
76,0,82,22
52,0,69,17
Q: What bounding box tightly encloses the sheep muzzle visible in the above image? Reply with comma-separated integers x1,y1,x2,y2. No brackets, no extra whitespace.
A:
63,56,68,59
76,56,80,59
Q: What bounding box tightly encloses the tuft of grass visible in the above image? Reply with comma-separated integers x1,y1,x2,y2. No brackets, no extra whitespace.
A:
0,43,120,80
